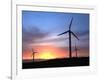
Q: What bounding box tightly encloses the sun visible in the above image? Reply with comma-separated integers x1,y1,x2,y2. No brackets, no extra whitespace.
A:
40,52,55,59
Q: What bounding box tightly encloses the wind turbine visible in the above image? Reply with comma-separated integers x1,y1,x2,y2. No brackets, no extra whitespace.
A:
74,43,79,58
58,17,79,58
32,49,37,62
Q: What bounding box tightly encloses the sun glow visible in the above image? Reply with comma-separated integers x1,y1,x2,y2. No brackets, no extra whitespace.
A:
23,45,69,60
40,52,56,59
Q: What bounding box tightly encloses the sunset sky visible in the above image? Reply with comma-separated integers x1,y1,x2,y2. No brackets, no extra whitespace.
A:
22,11,89,61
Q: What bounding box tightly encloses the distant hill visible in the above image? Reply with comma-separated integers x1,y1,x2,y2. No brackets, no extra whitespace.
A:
22,57,89,69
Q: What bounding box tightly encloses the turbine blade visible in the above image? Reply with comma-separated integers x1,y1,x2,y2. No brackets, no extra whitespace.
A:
71,31,79,40
32,49,33,52
57,31,69,36
75,43,77,48
69,17,73,30
32,49,37,53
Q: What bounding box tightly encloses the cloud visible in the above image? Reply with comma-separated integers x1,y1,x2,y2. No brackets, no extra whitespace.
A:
22,26,49,51
33,36,68,43
22,26,49,43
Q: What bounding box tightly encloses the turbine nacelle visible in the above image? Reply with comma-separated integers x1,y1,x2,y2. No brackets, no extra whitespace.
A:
58,30,79,40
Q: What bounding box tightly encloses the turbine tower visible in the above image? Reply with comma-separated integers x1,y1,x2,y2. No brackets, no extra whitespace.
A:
58,17,79,58
32,49,37,62
74,43,79,58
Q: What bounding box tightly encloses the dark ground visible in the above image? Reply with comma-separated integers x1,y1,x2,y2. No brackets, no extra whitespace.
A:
22,57,89,69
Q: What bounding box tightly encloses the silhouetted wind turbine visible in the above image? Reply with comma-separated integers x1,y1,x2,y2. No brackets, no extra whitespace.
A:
58,17,79,58
32,49,37,62
74,43,79,58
